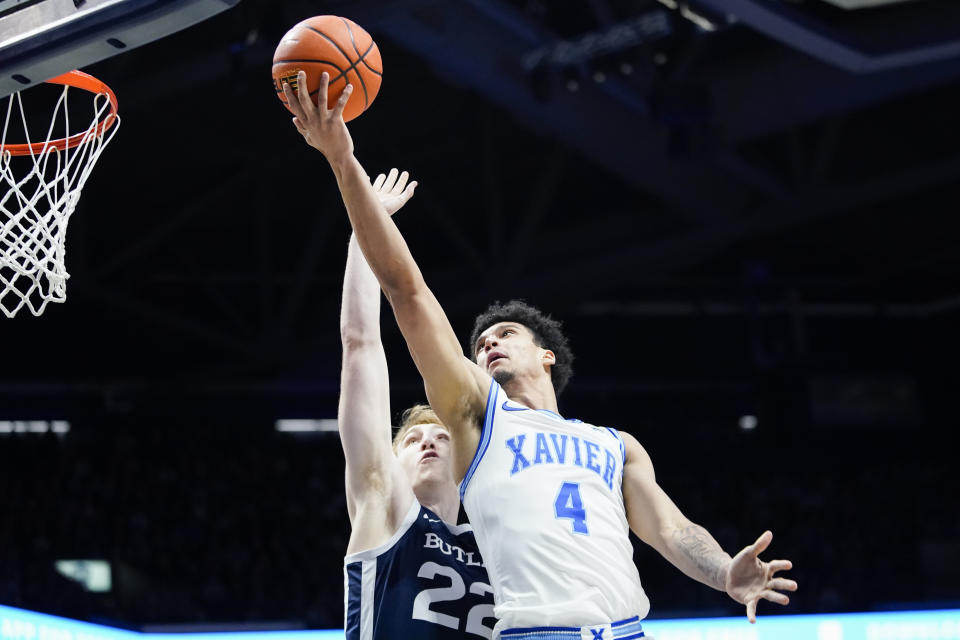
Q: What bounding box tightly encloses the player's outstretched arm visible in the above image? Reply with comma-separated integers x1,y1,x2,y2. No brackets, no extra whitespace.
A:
284,72,489,477
337,173,419,552
620,432,797,623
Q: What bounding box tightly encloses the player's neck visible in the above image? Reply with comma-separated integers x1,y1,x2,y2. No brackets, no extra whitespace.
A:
414,483,461,524
501,376,559,413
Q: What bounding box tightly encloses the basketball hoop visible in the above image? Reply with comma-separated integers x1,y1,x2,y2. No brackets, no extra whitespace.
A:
1,70,119,318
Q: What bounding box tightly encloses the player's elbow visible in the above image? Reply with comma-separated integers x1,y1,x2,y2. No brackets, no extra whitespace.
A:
375,258,426,300
626,506,685,550
340,318,380,347
340,329,382,353
658,515,696,545
383,278,433,316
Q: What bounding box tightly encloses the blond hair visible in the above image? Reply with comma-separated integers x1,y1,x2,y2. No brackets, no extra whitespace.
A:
392,404,443,451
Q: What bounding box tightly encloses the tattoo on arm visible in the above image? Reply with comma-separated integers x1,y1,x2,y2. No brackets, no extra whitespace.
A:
672,524,730,590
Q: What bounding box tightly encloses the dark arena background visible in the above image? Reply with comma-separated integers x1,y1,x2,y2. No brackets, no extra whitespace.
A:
2,0,960,635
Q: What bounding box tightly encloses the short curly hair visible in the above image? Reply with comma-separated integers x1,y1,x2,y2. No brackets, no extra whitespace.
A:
468,300,574,396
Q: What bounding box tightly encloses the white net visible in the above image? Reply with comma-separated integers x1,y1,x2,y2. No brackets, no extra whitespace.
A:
1,79,119,318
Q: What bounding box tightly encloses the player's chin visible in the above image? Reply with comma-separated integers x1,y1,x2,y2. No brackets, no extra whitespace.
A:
419,459,450,477
413,472,444,492
492,368,514,386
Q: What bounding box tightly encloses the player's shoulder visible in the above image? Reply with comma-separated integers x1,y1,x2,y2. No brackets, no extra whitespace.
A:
578,420,626,448
615,430,653,466
345,497,422,563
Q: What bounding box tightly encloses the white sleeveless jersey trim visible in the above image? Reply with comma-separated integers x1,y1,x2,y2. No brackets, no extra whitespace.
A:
460,378,500,501
608,427,626,465
460,380,650,632
343,499,421,564
344,500,475,565
342,558,377,640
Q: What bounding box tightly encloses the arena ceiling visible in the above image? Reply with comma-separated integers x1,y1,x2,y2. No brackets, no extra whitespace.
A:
2,0,959,428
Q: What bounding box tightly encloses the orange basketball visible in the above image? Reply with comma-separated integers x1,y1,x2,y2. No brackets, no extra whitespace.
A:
272,16,382,123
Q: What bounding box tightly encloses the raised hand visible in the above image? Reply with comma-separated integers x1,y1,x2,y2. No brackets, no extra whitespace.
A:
372,168,418,216
725,530,797,623
283,70,355,164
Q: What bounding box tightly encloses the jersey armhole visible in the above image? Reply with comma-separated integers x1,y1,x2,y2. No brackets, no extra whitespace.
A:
459,379,499,500
343,500,422,564
607,427,627,465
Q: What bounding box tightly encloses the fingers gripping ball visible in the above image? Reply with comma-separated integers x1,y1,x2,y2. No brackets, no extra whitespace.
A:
272,15,382,122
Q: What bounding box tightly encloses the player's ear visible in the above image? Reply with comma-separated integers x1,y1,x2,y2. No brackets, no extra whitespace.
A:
541,349,556,367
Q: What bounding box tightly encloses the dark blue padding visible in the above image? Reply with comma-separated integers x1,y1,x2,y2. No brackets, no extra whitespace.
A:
0,0,241,97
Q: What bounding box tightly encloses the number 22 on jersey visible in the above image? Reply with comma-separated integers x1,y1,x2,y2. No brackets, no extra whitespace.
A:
412,561,495,638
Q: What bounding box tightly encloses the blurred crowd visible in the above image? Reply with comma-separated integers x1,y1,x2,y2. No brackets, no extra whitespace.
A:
1,424,347,628
0,418,956,628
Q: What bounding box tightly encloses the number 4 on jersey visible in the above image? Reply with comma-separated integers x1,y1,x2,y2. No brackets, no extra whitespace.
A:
554,482,588,534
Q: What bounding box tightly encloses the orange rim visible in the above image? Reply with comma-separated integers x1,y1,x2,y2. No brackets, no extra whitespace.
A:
2,70,119,157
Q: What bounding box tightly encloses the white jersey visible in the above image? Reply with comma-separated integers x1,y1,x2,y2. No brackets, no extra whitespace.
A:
459,380,650,634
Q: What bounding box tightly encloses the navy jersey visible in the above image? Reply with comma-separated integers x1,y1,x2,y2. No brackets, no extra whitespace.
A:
344,500,496,640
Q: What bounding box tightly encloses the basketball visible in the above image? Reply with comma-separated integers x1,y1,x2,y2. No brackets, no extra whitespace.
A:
272,16,382,123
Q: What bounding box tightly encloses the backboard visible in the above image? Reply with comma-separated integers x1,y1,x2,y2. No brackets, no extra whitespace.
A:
0,0,242,98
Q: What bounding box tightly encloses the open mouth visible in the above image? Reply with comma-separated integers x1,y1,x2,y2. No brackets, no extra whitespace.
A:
487,352,506,368
421,451,439,462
